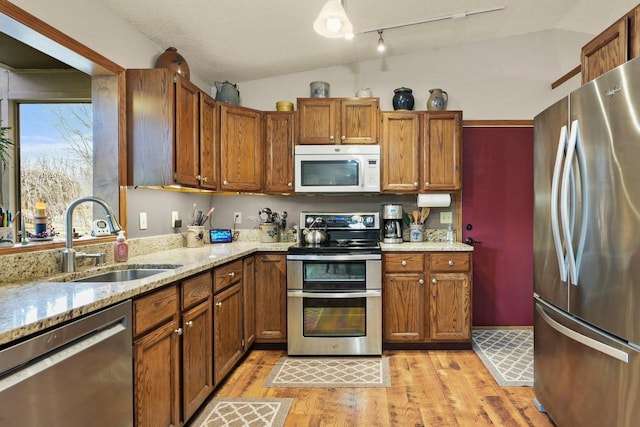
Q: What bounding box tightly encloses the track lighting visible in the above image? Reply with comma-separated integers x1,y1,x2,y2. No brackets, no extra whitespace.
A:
314,0,353,38
376,30,385,53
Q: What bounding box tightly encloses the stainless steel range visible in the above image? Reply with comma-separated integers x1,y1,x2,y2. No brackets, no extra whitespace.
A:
287,212,382,356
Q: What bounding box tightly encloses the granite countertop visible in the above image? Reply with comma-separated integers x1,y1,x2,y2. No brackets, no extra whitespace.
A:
0,240,472,347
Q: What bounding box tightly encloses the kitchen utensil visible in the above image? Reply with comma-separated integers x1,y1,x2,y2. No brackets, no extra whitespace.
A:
413,210,420,224
420,207,430,224
302,218,329,244
403,213,412,226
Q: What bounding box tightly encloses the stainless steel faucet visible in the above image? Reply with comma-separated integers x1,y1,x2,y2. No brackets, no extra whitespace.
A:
62,196,122,273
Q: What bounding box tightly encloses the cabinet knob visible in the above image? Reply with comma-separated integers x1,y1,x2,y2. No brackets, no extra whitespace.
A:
174,327,183,335
216,302,222,307
401,260,407,266
202,176,208,182
418,278,424,285
185,321,194,328
196,175,201,181
288,182,292,187
223,180,229,185
448,260,454,266
330,135,334,140
432,278,437,284
341,135,346,141
425,182,430,186
228,271,235,278
413,182,419,187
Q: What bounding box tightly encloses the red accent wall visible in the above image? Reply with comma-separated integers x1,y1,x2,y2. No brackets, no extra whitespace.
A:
462,127,534,326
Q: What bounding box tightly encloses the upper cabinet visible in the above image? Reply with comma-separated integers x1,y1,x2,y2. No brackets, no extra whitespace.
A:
581,4,640,84
263,111,295,193
380,110,462,193
126,68,218,189
297,98,379,145
219,103,263,192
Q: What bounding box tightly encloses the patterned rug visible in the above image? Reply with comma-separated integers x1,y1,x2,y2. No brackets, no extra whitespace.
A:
263,357,391,388
190,397,292,427
471,328,534,387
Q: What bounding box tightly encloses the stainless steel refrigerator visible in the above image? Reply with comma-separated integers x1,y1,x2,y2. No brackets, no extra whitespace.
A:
533,57,640,427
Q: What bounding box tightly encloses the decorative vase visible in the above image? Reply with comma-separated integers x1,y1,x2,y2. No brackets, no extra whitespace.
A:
392,87,414,110
427,88,448,111
155,47,190,80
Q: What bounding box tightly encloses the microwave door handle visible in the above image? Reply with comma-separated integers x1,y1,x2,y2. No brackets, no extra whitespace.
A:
551,125,569,282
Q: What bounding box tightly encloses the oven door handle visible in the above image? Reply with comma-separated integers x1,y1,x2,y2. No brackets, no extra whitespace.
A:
287,290,382,299
286,254,381,261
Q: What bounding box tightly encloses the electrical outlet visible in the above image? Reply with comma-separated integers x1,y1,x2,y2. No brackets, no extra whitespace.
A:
234,212,242,224
171,211,179,228
139,212,148,230
440,211,453,224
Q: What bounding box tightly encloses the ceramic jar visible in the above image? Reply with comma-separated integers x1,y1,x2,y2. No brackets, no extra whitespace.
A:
155,47,190,80
356,87,373,97
310,81,330,98
427,88,448,111
215,81,240,105
392,87,414,110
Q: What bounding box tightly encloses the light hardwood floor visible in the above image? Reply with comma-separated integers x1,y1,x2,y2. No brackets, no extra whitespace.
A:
209,349,554,427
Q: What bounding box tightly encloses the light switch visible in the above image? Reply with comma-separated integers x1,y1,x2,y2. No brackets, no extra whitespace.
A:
139,212,148,230
440,211,452,224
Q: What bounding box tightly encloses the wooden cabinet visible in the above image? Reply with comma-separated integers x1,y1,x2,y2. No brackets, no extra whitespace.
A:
297,98,379,145
380,110,462,193
383,253,426,342
219,103,262,191
126,68,218,189
421,111,462,191
382,251,472,345
428,253,472,341
243,255,256,347
263,111,295,193
582,5,640,84
380,112,420,192
133,272,214,427
254,253,287,342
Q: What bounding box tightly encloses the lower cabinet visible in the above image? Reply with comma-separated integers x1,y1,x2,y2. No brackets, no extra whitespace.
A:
383,251,472,345
254,253,287,342
133,271,214,427
213,282,244,384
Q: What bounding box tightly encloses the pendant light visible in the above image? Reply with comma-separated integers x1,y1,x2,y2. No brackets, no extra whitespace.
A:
314,0,353,38
376,30,385,52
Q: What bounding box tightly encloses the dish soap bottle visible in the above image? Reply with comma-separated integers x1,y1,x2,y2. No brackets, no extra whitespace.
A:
114,230,129,262
445,223,455,245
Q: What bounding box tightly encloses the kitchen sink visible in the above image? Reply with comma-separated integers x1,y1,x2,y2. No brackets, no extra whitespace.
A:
73,268,171,283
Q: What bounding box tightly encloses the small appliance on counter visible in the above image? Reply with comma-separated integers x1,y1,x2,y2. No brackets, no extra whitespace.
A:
382,204,403,243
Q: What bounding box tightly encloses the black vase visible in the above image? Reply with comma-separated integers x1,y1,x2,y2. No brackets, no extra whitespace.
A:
392,87,414,110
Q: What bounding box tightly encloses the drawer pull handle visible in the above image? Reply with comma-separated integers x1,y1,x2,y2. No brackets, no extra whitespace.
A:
216,302,223,307
228,271,235,278
174,328,183,335
432,278,437,284
448,260,454,266
185,321,194,328
401,260,407,266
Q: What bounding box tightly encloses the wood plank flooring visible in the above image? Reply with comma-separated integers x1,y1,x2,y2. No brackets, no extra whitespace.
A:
210,349,554,427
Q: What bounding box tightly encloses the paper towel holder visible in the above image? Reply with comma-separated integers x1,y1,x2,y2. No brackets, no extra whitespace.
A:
417,193,451,208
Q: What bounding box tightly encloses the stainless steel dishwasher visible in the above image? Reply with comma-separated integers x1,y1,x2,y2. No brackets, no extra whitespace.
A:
0,300,133,427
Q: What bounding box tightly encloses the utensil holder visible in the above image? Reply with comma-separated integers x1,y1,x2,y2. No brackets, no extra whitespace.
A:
409,224,424,242
186,225,205,248
260,223,279,243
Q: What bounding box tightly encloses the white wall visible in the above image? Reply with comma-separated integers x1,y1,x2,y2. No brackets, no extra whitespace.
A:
238,29,589,119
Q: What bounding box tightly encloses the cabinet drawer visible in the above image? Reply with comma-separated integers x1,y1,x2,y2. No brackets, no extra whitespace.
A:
214,260,243,293
383,253,425,272
134,284,179,336
182,271,212,310
430,253,471,272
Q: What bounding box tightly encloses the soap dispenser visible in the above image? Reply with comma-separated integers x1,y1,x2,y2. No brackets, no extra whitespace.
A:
114,230,129,262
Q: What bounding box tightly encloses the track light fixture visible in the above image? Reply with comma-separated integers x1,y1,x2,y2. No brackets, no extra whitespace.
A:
376,30,385,53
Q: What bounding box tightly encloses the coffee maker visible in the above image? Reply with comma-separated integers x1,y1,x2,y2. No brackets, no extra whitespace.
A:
382,204,403,243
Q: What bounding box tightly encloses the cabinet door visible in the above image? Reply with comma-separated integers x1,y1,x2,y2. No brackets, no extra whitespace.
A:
214,283,244,384
174,77,201,186
255,254,287,342
243,255,256,347
380,112,420,192
220,104,263,191
134,318,181,427
428,272,471,341
182,300,213,422
199,93,218,190
264,112,295,193
383,273,426,342
421,111,462,190
297,98,337,144
340,98,379,144
581,18,628,84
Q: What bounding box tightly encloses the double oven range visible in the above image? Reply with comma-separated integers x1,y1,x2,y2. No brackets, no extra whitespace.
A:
287,212,382,356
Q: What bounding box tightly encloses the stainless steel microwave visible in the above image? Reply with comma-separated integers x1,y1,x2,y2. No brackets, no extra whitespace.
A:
294,145,380,193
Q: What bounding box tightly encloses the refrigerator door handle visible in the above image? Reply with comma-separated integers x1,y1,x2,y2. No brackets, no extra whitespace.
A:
536,303,629,363
551,125,569,282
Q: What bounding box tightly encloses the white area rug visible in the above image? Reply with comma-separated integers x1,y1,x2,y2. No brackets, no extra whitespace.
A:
472,328,534,387
263,357,391,388
191,397,292,427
